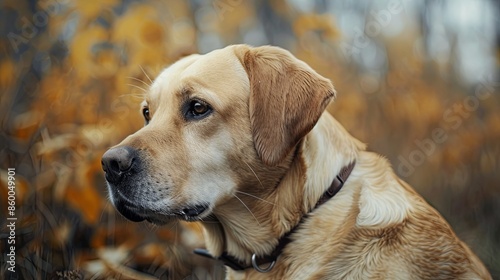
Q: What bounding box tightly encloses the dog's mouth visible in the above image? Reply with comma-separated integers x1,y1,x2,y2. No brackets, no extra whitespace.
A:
173,204,209,222
113,197,209,224
145,204,210,224
115,200,146,222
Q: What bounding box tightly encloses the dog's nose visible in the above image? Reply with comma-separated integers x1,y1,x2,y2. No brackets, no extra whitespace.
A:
101,146,136,183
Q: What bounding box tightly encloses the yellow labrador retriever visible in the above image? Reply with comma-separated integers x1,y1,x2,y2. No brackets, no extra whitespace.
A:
101,45,491,279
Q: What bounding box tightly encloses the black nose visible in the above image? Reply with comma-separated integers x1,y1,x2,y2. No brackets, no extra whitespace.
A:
101,146,137,183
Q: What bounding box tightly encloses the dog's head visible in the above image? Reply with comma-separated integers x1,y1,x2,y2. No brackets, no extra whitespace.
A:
102,45,335,224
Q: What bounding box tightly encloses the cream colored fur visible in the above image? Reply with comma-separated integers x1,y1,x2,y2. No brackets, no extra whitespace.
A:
107,45,491,279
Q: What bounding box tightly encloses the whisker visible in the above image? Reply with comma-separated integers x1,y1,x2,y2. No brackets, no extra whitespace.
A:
236,190,275,205
146,221,160,232
244,161,264,188
139,65,154,85
165,219,179,231
100,199,111,222
127,83,148,93
119,93,145,99
127,76,152,88
233,194,261,226
174,220,179,247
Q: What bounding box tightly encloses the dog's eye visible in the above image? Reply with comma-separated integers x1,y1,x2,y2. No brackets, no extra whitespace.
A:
185,100,212,120
192,102,208,115
142,107,150,124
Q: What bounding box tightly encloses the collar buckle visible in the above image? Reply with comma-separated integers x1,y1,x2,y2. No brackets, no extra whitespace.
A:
251,254,276,273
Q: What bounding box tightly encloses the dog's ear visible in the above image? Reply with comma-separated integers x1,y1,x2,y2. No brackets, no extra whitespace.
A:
236,45,336,166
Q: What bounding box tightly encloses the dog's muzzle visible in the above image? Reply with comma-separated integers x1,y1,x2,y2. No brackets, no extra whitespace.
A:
102,147,209,223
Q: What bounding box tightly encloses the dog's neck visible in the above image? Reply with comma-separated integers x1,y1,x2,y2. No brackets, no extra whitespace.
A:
201,113,365,263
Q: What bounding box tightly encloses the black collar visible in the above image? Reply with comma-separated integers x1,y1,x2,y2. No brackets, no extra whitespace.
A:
194,160,356,272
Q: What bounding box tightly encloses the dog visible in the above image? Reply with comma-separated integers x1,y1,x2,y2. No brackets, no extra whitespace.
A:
101,45,491,279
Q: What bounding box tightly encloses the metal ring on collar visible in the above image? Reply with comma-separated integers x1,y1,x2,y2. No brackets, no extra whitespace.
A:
251,254,276,273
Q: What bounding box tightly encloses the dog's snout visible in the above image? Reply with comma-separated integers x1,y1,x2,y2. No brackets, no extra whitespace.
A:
102,146,137,183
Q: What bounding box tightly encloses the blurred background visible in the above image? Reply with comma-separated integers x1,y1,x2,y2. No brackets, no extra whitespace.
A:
0,0,499,279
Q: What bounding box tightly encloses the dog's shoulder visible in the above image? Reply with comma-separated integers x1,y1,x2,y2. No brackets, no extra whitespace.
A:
282,151,490,279
354,152,415,228
331,152,489,279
